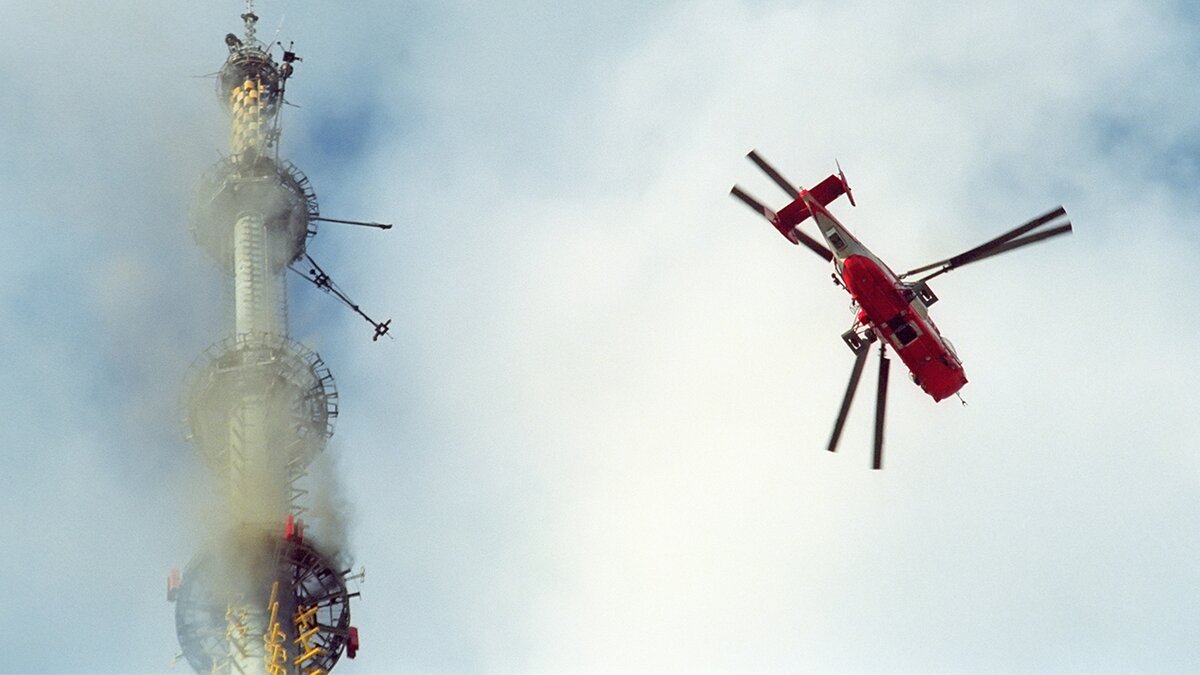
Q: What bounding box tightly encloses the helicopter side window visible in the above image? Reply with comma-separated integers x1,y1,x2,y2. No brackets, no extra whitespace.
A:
887,316,920,347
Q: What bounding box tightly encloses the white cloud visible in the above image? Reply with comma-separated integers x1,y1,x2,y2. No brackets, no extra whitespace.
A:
3,1,1199,672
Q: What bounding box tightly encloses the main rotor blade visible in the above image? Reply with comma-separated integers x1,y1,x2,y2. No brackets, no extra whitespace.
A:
917,221,1072,283
873,347,890,470
960,222,1072,265
731,185,834,261
945,206,1067,267
902,206,1067,278
828,347,870,454
747,150,801,199
795,230,835,262
730,185,777,221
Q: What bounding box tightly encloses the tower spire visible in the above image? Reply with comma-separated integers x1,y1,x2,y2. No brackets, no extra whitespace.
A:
241,0,258,46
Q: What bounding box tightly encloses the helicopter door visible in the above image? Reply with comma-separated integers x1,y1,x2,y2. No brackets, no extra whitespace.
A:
887,316,921,347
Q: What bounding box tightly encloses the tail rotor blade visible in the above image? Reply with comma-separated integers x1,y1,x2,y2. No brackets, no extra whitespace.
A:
836,158,856,207
747,150,801,198
828,347,870,454
873,346,890,470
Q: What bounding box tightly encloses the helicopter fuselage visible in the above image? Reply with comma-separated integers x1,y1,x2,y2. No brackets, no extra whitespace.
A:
732,151,1072,467
803,194,968,402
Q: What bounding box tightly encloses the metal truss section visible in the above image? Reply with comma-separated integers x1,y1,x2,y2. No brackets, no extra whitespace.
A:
191,156,320,272
286,454,311,517
184,333,338,475
174,532,356,675
287,539,358,673
174,560,260,674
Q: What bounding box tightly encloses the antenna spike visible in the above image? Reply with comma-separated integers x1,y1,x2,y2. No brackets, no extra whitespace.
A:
241,0,259,45
312,216,394,230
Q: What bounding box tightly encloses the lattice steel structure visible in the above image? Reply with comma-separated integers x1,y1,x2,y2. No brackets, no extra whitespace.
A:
170,6,361,673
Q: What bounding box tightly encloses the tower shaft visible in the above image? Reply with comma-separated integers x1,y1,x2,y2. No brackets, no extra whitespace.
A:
233,211,286,338
174,7,358,673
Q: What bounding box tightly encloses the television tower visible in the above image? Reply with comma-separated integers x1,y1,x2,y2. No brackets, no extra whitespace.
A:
169,5,384,673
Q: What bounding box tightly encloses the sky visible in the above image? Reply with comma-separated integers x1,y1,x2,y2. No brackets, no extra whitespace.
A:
1,1,1199,673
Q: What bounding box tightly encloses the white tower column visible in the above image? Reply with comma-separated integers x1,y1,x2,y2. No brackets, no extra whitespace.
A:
233,211,287,338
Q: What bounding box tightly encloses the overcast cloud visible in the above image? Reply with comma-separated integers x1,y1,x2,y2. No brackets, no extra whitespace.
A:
1,1,1198,673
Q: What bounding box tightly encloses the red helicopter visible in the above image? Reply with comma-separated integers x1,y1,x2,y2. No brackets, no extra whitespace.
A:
731,150,1071,469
